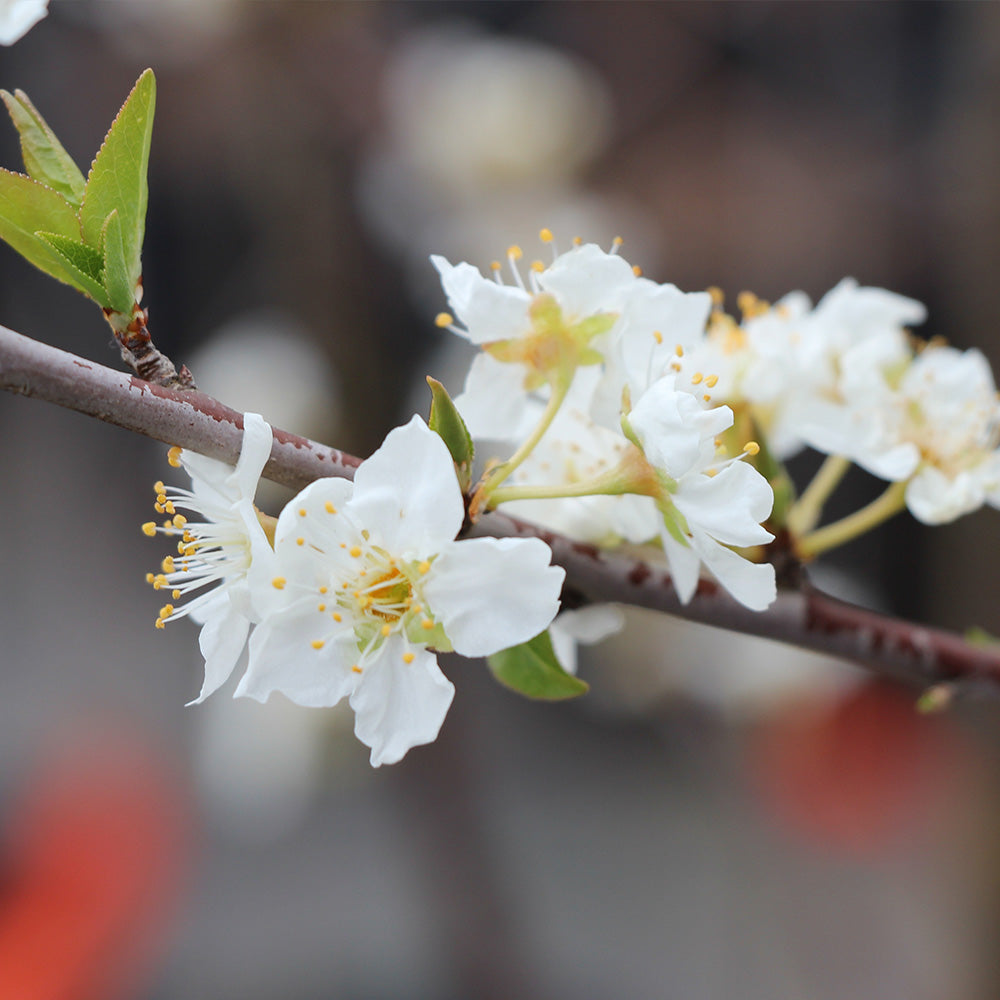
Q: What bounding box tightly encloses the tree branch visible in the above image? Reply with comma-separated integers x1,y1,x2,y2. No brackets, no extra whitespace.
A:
2,323,997,695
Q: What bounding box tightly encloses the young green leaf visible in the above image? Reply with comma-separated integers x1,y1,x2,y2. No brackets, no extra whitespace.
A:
79,68,155,296
487,630,590,701
0,89,86,206
0,168,101,293
100,209,133,315
36,232,109,305
426,376,474,491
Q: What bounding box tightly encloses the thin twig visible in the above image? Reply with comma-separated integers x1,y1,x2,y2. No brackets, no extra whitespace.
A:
1,322,998,694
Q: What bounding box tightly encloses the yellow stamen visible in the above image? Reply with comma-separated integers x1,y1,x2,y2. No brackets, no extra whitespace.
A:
507,245,523,261
162,556,175,573
350,546,362,558
351,665,362,674
403,651,415,664
141,522,157,537
332,613,342,622
172,514,187,528
530,260,545,273
145,572,155,584
705,374,719,388
691,372,704,385
167,446,182,468
325,502,337,514
744,441,761,456
653,331,663,344
418,560,431,574
381,624,392,637
539,227,554,243
311,639,325,650
296,537,305,546
422,619,434,630
435,312,453,328
319,585,328,594
632,265,642,277
272,576,287,590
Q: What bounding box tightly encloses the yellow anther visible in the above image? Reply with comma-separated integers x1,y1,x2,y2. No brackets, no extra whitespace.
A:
154,503,165,514
572,236,582,245
156,492,167,504
675,344,684,357
490,260,502,272
172,589,181,600
298,507,307,517
381,624,392,637
318,604,326,612
162,556,175,573
422,619,434,630
707,286,724,306
145,572,155,584
339,542,347,549
152,574,166,590
155,619,165,630
351,665,363,674
403,651,415,664
319,585,328,594
632,265,642,277
154,481,165,494
653,331,663,344
141,521,157,537
507,245,523,260
539,227,554,243
691,372,704,385
411,604,422,615
296,537,305,547
332,612,342,622
164,501,175,515
172,514,187,528
162,520,173,530
744,440,761,456
167,446,183,468
159,604,175,617
325,502,337,514
359,596,372,609
272,576,287,590
705,374,719,388
703,394,712,402
350,545,362,558
311,639,325,650
418,560,431,574
530,260,545,273
706,468,719,478
435,312,454,328
612,236,623,247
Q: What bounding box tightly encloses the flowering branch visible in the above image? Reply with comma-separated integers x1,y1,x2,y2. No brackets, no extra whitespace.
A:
2,322,997,696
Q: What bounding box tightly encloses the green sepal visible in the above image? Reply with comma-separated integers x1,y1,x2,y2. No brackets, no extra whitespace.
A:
965,626,999,648
0,89,86,206
100,209,134,314
487,630,589,701
426,376,474,492
0,168,98,291
79,68,155,291
36,231,109,305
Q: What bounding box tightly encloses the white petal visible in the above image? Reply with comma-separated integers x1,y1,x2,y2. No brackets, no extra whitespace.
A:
349,639,454,767
630,377,732,478
237,615,356,707
190,603,250,705
349,416,464,555
692,529,776,611
905,466,983,525
432,256,531,343
537,243,635,318
660,532,702,604
454,353,538,442
672,461,774,548
234,412,274,497
423,537,564,657
550,605,626,674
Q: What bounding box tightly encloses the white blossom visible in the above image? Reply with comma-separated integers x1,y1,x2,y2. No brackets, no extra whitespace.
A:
237,416,565,766
144,413,275,704
801,344,1000,524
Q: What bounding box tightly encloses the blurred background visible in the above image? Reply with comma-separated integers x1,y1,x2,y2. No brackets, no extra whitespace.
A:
0,2,999,997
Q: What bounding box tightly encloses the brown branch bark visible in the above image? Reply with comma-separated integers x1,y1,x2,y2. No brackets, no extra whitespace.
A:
1,322,997,695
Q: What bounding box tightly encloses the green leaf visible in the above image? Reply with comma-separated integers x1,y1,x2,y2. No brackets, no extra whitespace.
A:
36,232,109,305
487,630,590,701
1,89,86,206
100,209,133,314
0,167,102,293
427,376,474,492
79,68,155,294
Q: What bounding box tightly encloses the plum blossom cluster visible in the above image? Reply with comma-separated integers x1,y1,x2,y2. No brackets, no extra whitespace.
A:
432,231,1000,585
145,414,564,766
145,228,1000,767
